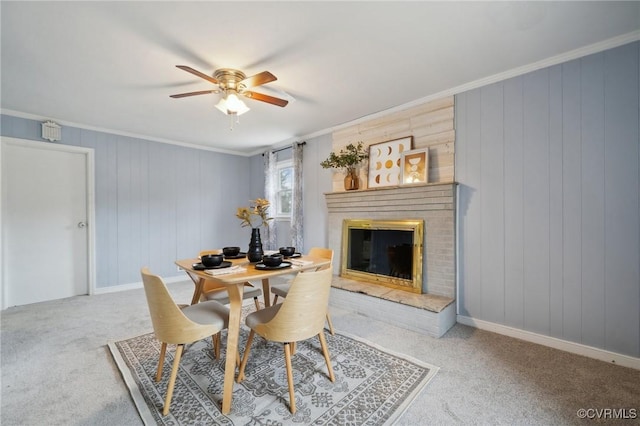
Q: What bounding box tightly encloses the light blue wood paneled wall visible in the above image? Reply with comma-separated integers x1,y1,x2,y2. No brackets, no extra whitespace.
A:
455,42,640,357
1,116,253,288
302,133,334,251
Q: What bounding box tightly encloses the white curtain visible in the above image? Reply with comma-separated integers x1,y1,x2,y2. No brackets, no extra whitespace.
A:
264,150,277,250
291,142,304,252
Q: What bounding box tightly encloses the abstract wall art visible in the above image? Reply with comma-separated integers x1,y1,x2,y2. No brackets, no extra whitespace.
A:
401,148,429,185
367,136,413,188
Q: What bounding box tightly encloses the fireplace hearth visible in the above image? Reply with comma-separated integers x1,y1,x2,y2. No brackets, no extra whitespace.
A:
325,182,457,337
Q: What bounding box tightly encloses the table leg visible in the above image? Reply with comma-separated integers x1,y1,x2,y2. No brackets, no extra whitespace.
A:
261,278,271,308
190,278,205,305
221,282,244,414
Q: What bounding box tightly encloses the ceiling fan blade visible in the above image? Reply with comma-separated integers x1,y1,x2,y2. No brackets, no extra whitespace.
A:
240,71,277,89
170,90,215,98
255,85,296,103
244,91,289,107
176,65,218,85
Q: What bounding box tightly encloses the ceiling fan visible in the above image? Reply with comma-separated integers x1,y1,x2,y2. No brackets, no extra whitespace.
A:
170,65,289,116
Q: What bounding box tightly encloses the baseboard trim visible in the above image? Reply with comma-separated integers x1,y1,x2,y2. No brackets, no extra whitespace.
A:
457,315,640,370
93,275,187,295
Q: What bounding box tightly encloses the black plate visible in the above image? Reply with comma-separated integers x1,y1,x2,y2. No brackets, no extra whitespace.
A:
192,261,232,270
224,252,246,259
283,253,302,259
254,261,292,270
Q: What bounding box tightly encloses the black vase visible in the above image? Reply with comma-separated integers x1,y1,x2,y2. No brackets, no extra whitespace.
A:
247,228,264,262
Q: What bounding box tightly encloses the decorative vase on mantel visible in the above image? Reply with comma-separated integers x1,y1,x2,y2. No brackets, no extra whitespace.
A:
344,168,360,191
247,228,264,262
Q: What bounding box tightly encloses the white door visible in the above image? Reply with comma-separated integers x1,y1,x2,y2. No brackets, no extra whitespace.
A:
1,138,93,307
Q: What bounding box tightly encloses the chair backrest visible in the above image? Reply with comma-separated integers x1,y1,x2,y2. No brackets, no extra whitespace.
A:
254,267,333,343
199,249,222,256
140,267,217,344
307,247,334,271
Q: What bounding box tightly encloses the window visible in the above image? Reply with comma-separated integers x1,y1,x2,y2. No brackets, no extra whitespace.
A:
276,160,293,217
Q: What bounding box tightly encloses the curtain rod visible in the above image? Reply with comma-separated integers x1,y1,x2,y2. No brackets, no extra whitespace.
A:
264,141,306,155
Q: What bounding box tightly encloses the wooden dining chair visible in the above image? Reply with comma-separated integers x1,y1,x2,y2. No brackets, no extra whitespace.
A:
141,267,231,416
270,247,335,335
190,249,263,309
236,267,335,414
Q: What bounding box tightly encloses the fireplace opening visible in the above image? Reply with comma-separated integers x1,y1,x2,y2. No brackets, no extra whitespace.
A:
348,229,414,278
340,219,423,293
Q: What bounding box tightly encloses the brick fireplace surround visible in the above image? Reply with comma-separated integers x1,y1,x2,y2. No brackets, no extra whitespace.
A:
325,183,457,337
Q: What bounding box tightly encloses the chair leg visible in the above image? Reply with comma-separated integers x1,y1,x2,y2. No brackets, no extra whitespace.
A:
318,332,335,382
213,333,221,359
237,329,255,383
283,342,296,414
291,341,296,355
273,294,279,305
253,297,261,310
163,344,184,416
326,312,335,335
156,342,167,382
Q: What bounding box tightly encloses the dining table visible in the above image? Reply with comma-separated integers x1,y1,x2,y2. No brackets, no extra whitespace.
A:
175,253,331,415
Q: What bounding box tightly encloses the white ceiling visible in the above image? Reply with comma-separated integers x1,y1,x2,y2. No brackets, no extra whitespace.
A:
2,2,639,156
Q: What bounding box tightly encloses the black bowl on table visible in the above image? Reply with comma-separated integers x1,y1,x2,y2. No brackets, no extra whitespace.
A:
279,246,296,257
201,253,224,267
223,246,241,257
262,253,284,267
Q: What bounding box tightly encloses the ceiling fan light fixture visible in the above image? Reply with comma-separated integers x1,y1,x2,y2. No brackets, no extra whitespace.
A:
215,91,250,116
172,65,288,114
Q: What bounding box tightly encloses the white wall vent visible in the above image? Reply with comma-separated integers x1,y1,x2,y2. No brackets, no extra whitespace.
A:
41,120,61,142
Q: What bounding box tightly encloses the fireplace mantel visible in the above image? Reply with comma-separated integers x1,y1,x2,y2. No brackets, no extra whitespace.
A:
325,182,456,298
324,182,457,204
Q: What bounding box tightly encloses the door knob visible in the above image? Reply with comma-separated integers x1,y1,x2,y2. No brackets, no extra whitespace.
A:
77,221,87,228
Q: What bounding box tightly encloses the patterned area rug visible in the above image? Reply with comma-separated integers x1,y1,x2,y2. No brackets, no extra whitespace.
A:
109,326,438,425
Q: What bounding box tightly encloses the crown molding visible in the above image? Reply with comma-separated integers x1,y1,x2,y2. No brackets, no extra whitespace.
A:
4,30,639,156
283,30,640,145
0,109,252,157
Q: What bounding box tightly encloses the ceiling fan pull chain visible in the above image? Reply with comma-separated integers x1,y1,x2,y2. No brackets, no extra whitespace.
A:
229,113,241,131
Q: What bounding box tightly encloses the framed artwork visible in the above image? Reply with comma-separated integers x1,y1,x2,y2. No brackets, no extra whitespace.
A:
400,148,429,185
367,136,412,188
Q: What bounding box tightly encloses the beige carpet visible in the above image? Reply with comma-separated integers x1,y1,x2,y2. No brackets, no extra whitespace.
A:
109,329,439,425
3,280,639,425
